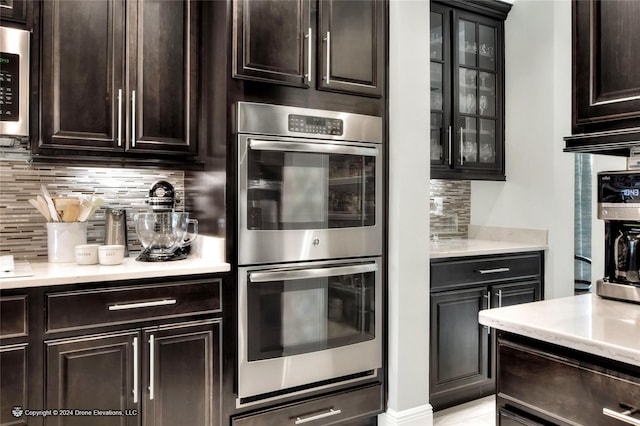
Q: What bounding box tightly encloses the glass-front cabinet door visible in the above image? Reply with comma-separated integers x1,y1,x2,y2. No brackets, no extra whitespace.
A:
430,2,508,181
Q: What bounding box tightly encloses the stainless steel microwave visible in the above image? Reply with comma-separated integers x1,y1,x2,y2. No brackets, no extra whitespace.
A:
0,27,29,137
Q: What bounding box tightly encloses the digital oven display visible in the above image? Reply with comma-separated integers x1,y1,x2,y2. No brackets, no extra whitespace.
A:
0,52,20,122
598,173,640,203
288,114,343,136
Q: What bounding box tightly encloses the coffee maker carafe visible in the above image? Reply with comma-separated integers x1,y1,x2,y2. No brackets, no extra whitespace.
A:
614,228,640,283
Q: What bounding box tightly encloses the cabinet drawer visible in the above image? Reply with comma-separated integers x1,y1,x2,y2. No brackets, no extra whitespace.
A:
232,384,383,426
0,295,28,338
431,252,542,290
46,279,221,332
498,339,640,426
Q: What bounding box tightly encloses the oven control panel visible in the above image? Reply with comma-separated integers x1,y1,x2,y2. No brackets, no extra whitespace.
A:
0,52,20,122
288,114,343,136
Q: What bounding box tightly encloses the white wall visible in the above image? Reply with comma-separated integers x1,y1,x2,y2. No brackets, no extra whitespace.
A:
382,0,432,424
471,0,575,299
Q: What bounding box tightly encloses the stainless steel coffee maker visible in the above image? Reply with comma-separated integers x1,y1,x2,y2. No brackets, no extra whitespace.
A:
597,171,640,303
134,181,198,262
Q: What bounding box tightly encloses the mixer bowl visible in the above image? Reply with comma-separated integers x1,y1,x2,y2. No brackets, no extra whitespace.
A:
134,212,197,257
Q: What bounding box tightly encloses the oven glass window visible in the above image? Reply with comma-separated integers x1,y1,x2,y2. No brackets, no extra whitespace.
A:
247,149,376,230
247,269,376,361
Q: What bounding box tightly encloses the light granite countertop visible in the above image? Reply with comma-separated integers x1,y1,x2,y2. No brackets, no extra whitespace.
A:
430,238,548,259
479,293,640,368
0,236,230,290
430,225,549,259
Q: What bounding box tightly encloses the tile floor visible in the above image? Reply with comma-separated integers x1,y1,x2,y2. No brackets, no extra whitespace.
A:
432,395,496,426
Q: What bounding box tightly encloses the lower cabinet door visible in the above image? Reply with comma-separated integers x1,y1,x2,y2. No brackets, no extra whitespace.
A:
430,287,490,409
45,331,139,426
491,281,541,309
142,320,221,426
1,344,28,426
498,408,551,426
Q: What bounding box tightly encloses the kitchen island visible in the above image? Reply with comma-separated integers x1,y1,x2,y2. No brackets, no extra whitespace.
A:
480,294,640,425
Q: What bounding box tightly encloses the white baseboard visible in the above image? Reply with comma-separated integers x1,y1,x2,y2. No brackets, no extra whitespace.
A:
377,404,434,426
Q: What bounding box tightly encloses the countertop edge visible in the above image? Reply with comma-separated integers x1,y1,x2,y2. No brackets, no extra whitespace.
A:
430,240,548,259
479,296,640,368
0,258,231,290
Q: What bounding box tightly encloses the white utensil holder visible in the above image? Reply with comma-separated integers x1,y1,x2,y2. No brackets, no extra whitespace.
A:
47,222,88,263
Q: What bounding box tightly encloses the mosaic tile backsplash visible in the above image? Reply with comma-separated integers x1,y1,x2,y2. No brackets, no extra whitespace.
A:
1,154,185,262
430,179,470,239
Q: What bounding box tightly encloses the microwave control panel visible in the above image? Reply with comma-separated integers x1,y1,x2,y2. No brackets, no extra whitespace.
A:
288,114,343,136
0,52,20,122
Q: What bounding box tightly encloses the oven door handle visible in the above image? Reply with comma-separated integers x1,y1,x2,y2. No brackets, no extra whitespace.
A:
249,263,378,283
249,139,378,157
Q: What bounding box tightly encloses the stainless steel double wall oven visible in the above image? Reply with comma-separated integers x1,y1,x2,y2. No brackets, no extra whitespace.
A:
235,102,384,406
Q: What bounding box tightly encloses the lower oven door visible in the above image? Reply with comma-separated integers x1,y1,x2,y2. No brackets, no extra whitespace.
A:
238,257,382,401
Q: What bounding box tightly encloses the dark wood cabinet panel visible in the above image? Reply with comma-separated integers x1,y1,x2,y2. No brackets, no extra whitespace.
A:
565,0,640,155
127,0,198,154
0,0,29,27
430,251,544,410
572,0,640,133
232,0,383,97
233,0,311,87
430,286,490,408
37,0,198,159
317,0,383,97
232,384,382,426
0,295,28,338
142,321,221,426
430,1,509,181
40,0,125,151
497,335,640,426
0,344,28,426
45,332,138,426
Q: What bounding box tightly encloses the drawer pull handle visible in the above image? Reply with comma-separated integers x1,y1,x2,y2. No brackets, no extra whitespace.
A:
477,267,510,274
295,408,342,424
603,408,640,425
108,299,177,311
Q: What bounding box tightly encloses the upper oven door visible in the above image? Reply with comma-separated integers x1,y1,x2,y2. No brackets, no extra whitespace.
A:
238,134,383,265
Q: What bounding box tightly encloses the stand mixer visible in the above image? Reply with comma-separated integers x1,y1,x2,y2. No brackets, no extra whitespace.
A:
134,181,198,262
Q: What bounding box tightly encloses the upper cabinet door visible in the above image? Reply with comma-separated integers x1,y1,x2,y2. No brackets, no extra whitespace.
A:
573,0,640,133
127,0,198,154
318,0,384,97
40,0,125,151
233,0,311,87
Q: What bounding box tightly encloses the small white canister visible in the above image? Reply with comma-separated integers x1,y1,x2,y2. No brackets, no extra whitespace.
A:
47,222,88,263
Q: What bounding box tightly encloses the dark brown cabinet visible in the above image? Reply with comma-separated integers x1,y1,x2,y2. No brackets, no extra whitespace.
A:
0,294,29,426
497,333,640,426
232,0,383,97
45,321,220,426
0,0,29,27
564,0,640,155
37,0,198,159
430,1,510,181
429,252,543,410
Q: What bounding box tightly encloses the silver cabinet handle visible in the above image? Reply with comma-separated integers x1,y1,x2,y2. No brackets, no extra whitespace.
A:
131,90,136,148
132,336,139,404
148,334,155,400
117,89,122,147
295,408,342,425
603,408,640,425
306,27,312,83
478,267,510,274
447,125,452,166
324,32,331,84
249,139,378,157
483,291,491,308
250,263,377,283
108,299,177,311
496,289,503,307
459,127,464,165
